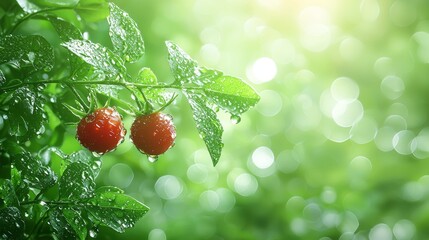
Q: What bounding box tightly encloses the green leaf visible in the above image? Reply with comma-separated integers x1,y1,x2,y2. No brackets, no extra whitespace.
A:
166,41,202,86
76,0,109,22
0,35,54,71
59,162,95,200
203,74,260,115
184,91,223,166
136,67,170,106
0,3,25,34
66,150,102,177
86,186,149,233
7,87,46,139
10,168,30,204
0,180,19,207
0,207,25,240
62,39,126,79
48,16,82,42
107,3,144,63
47,16,92,79
0,1,16,11
63,208,88,240
50,208,78,240
14,152,57,190
16,0,40,13
29,0,79,8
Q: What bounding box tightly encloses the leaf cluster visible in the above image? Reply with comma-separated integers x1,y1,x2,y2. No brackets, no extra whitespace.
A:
1,147,148,239
0,0,259,238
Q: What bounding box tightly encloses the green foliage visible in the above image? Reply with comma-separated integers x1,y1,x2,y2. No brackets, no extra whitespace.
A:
0,207,25,240
166,41,260,165
0,35,54,71
184,92,224,165
0,0,259,239
87,186,149,233
62,39,127,78
14,152,57,189
7,87,46,139
107,2,144,63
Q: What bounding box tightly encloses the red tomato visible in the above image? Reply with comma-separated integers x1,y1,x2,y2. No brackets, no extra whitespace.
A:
131,112,176,156
77,107,125,154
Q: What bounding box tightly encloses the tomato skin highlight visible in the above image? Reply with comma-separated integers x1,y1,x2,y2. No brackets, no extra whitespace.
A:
131,112,176,156
76,107,126,154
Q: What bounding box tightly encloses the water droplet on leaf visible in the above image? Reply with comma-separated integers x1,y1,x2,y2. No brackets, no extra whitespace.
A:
89,228,98,238
230,115,241,124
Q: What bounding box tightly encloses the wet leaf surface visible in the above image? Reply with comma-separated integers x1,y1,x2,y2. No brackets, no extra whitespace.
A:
0,35,54,72
108,2,144,63
184,91,223,166
0,207,25,240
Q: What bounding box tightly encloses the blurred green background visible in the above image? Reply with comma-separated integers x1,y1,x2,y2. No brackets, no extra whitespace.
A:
86,0,429,239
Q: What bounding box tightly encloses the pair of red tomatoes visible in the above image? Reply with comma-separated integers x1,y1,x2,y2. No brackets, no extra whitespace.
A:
76,107,176,156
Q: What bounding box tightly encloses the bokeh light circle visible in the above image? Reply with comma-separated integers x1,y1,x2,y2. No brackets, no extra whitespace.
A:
246,57,277,84
380,75,405,100
330,77,360,102
155,175,183,200
332,100,364,127
369,223,393,240
234,173,258,196
108,163,134,189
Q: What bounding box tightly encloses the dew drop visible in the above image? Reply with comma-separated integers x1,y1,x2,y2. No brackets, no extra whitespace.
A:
92,152,102,158
89,228,98,238
85,114,95,123
230,115,241,124
36,125,45,135
148,155,158,163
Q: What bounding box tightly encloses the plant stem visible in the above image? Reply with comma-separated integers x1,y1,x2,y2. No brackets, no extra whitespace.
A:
138,87,154,113
66,83,89,112
0,79,202,93
8,7,75,34
27,210,50,240
21,200,86,207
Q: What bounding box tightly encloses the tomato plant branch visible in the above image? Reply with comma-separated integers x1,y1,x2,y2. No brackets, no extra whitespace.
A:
7,6,75,34
0,78,202,93
21,200,86,207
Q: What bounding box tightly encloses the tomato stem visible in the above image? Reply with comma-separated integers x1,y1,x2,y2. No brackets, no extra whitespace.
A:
66,83,90,112
138,87,155,114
